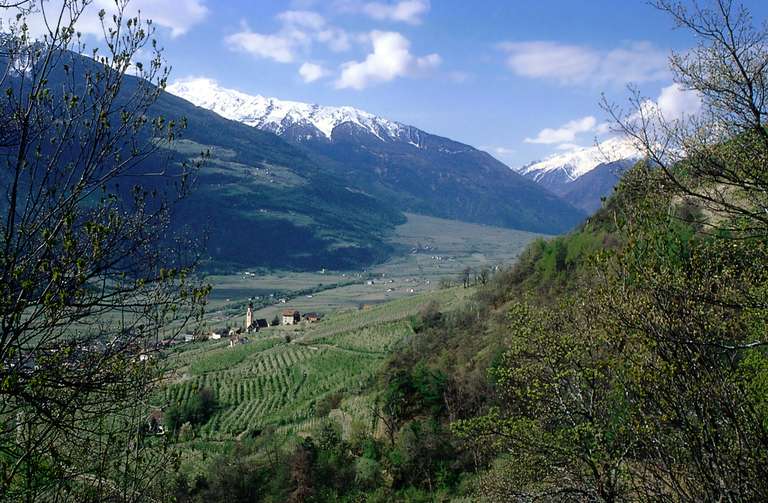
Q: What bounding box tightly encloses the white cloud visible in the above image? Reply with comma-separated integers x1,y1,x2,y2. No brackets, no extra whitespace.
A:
525,116,598,144
128,0,208,37
226,28,300,63
527,85,701,157
555,143,583,151
277,10,326,30
336,31,439,90
448,71,472,84
226,10,351,64
15,0,208,39
482,145,515,157
628,83,702,130
500,40,670,86
299,62,329,82
362,0,430,25
317,28,351,52
655,83,702,120
595,122,612,135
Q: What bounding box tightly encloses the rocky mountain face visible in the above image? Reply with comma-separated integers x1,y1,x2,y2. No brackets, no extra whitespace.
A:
555,159,636,214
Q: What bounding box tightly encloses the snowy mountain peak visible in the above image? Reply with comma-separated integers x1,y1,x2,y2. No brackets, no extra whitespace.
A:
519,137,642,183
167,77,409,142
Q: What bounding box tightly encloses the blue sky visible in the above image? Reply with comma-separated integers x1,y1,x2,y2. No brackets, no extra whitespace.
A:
53,0,768,167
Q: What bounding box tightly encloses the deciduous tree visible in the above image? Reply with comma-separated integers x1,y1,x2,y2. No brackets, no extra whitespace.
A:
0,1,208,500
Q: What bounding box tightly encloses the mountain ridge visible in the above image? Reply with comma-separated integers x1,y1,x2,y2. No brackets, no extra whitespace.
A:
168,77,411,143
517,137,641,213
518,137,640,183
168,78,587,235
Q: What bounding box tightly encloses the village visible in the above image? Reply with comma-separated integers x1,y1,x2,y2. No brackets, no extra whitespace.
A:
178,299,324,349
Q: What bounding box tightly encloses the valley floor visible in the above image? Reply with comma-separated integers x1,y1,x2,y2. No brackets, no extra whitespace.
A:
200,212,544,330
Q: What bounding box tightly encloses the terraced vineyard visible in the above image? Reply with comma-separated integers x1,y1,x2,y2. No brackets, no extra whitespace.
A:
161,287,470,455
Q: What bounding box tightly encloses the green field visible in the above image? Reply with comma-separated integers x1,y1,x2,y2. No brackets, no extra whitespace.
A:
161,287,471,471
200,212,544,329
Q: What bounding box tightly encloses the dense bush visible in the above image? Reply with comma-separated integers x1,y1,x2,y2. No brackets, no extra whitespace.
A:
165,387,218,433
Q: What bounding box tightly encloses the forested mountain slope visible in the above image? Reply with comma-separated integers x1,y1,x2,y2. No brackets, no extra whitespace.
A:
169,78,586,235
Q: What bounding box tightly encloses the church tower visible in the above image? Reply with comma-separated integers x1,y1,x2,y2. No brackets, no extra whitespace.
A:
246,299,254,332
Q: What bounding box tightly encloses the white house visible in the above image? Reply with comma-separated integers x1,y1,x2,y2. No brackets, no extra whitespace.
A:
282,309,300,325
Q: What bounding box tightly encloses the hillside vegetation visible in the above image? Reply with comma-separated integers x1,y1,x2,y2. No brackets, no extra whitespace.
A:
167,154,767,501
166,2,768,496
166,133,768,501
161,288,473,501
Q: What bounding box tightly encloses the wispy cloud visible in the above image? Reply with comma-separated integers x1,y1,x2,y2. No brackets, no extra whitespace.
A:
333,0,430,24
555,143,583,151
499,40,670,86
277,10,327,30
525,116,604,144
226,10,350,63
18,0,208,39
448,71,472,83
226,27,302,63
481,145,517,162
336,31,440,90
362,0,430,25
129,0,208,37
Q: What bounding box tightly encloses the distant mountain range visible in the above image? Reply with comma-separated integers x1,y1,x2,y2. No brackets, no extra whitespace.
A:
130,85,405,271
516,138,641,213
28,54,406,271
168,78,585,236
168,78,412,144
6,49,591,272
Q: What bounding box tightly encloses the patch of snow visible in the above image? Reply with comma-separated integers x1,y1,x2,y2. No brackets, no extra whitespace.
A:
167,77,409,141
518,137,642,183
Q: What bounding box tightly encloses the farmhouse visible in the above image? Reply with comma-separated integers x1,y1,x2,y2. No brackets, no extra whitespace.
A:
282,309,300,325
303,312,321,323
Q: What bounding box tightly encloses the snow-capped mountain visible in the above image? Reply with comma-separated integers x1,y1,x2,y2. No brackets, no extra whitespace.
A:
519,137,641,185
518,138,643,214
165,77,586,234
167,77,421,145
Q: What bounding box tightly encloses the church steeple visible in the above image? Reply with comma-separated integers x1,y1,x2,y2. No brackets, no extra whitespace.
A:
246,299,254,332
